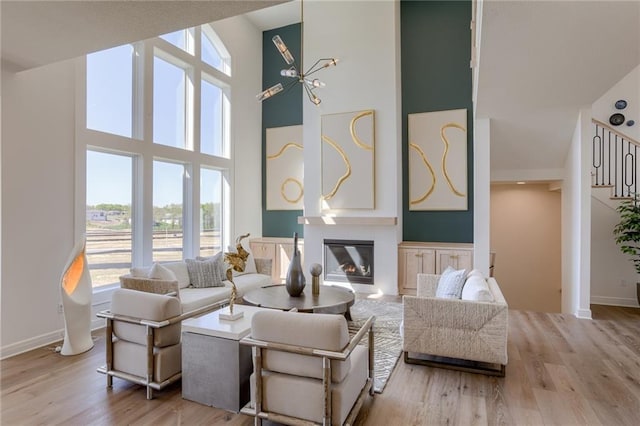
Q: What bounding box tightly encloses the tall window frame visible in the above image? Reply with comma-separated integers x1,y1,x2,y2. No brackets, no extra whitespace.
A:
77,24,233,290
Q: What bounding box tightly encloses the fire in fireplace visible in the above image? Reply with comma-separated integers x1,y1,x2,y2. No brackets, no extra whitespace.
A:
323,239,374,285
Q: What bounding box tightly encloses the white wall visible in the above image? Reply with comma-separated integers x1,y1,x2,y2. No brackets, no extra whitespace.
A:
1,60,77,357
590,64,640,307
0,16,263,358
591,196,639,307
592,64,640,142
211,15,263,239
561,108,592,318
302,0,402,295
474,118,491,276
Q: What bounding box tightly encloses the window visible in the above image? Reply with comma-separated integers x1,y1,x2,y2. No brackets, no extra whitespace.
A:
86,45,133,138
201,78,224,156
86,151,132,287
202,26,231,75
81,24,233,289
200,168,223,257
160,29,190,53
153,55,187,149
153,161,184,262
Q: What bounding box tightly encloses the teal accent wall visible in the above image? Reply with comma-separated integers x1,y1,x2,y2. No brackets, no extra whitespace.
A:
261,24,304,238
401,0,473,242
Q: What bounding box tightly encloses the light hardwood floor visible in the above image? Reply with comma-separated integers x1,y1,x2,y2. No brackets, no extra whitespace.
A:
2,304,639,425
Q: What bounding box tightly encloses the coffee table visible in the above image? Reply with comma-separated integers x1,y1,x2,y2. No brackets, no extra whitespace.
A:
242,285,355,319
181,305,269,412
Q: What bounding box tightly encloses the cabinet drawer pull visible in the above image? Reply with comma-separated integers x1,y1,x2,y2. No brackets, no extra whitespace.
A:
414,253,423,257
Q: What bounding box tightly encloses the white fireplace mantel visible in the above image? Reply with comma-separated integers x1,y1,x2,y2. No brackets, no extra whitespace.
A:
298,216,398,226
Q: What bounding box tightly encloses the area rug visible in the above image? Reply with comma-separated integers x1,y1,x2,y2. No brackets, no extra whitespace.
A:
348,299,403,393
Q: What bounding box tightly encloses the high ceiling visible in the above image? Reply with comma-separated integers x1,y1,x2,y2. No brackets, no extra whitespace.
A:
3,0,638,179
475,0,640,178
1,0,288,71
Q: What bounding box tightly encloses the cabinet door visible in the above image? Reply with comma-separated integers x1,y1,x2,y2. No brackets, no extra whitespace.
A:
436,249,473,273
399,248,435,294
250,242,277,282
277,243,294,283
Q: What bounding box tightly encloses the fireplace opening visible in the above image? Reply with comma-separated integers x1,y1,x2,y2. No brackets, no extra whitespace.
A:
324,239,374,285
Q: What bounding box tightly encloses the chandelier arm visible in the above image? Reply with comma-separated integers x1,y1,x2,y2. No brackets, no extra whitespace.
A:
280,79,301,96
305,58,338,76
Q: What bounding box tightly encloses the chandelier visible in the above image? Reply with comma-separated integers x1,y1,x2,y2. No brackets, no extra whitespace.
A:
256,0,338,105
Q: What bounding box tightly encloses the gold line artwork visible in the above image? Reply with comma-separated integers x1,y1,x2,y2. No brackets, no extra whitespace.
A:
349,110,374,151
321,135,352,200
266,142,303,159
280,178,304,204
409,143,437,205
440,123,466,197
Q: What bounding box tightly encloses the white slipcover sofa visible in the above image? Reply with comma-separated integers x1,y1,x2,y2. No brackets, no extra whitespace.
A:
119,258,272,316
402,273,508,376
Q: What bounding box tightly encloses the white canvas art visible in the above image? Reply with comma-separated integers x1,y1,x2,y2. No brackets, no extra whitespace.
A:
321,110,375,210
408,109,468,211
266,125,304,210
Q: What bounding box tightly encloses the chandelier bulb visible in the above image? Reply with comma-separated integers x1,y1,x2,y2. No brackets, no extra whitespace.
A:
256,83,284,101
272,35,295,65
280,68,299,78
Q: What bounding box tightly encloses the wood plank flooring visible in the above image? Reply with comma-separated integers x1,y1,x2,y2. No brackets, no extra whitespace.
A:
1,304,639,425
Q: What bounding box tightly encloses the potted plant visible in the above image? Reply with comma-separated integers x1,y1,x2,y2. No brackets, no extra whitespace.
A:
613,194,640,305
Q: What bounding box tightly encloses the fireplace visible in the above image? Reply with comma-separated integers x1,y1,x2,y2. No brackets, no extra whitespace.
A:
323,239,374,285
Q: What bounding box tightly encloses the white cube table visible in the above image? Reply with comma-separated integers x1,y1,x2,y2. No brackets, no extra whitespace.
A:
181,305,268,412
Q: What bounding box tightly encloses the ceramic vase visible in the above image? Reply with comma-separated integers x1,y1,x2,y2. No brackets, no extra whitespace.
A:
285,232,306,297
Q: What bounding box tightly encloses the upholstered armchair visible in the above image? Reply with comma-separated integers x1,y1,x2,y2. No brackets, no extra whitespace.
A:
240,310,375,426
96,288,185,399
402,273,508,376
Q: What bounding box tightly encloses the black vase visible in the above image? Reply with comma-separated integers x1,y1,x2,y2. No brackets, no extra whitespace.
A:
285,232,306,297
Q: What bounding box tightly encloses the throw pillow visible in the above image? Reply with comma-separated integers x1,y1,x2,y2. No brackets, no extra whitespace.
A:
148,263,177,281
130,266,151,277
196,252,228,281
435,266,467,299
185,258,225,288
163,261,191,289
461,275,494,302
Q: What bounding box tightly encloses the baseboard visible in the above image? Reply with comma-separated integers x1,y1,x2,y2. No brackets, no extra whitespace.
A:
0,318,104,360
575,308,592,319
590,296,640,308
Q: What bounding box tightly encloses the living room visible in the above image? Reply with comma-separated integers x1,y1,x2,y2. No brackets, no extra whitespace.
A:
2,0,640,424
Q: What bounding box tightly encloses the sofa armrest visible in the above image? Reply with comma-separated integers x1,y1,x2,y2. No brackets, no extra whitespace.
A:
119,274,179,297
254,258,272,276
416,273,439,297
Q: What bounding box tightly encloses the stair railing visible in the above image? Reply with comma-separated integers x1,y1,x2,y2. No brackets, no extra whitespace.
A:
592,118,640,199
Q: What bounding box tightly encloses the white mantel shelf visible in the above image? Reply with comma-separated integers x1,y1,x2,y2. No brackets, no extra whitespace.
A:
298,216,398,226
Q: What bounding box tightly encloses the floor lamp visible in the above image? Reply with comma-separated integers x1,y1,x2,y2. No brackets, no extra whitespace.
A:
60,236,94,355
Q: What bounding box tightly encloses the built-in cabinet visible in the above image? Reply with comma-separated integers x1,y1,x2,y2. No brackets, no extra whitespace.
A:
398,242,474,295
250,237,304,284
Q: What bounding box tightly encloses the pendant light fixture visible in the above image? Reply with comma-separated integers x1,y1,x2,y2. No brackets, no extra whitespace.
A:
257,0,338,105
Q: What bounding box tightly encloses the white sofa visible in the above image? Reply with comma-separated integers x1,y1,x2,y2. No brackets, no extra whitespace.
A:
119,258,272,315
402,272,508,376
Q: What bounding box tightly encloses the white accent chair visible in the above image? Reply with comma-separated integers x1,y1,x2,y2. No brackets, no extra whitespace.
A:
97,289,188,399
240,310,375,426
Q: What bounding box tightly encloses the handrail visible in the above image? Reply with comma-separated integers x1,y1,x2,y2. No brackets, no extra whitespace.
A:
592,118,640,147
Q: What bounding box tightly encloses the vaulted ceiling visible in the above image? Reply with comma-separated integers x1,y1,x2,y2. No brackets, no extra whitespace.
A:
3,0,638,179
1,0,287,71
